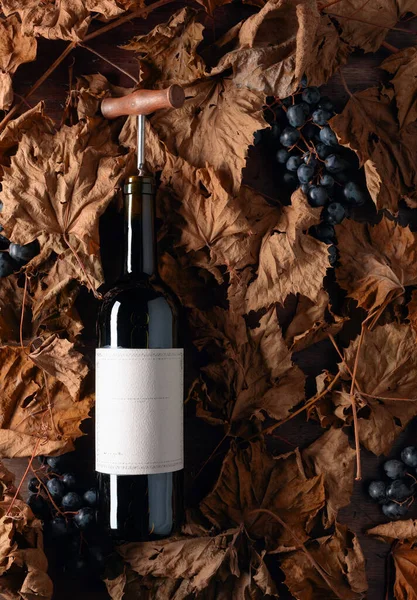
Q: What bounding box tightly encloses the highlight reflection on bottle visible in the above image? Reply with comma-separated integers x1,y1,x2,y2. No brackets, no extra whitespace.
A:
95,175,184,541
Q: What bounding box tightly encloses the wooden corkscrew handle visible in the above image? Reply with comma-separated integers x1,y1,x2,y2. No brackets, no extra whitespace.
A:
101,84,185,119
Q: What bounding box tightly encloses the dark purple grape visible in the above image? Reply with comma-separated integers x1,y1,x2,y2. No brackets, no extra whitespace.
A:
368,481,386,503
0,200,3,212
297,163,315,184
382,501,408,520
0,253,16,277
280,126,300,148
46,455,70,473
287,104,306,128
83,489,98,507
300,75,308,88
277,149,290,164
302,123,319,141
307,185,328,207
28,477,42,494
310,223,335,244
316,143,332,159
324,154,348,174
65,556,89,579
62,492,83,511
320,173,335,188
62,473,77,491
89,545,107,571
50,516,73,538
343,181,365,206
286,156,303,172
299,101,310,116
301,86,321,105
9,240,39,265
300,183,310,195
28,493,49,519
253,130,262,145
283,172,298,189
312,109,332,126
0,235,10,251
401,446,417,468
318,97,334,112
386,480,413,502
46,478,66,502
384,459,407,480
302,152,318,168
281,97,292,107
322,202,345,225
74,507,96,530
328,245,338,266
270,122,281,139
319,125,338,147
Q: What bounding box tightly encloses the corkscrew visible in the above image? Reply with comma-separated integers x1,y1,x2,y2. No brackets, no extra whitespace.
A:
101,84,185,175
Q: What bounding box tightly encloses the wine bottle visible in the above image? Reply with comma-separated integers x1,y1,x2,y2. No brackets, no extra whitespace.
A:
95,174,184,541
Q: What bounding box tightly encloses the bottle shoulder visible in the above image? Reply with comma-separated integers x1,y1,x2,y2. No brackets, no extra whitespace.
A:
99,276,179,315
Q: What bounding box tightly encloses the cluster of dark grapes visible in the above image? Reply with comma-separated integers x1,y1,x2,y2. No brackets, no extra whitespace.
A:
0,200,40,277
28,453,113,580
255,80,368,265
368,447,417,520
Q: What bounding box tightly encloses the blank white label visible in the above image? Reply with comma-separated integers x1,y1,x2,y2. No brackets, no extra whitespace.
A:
95,348,184,475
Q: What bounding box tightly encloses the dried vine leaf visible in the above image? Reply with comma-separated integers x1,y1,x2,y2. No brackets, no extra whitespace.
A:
0,276,32,345
408,290,417,337
211,0,320,96
75,74,131,120
0,462,52,600
283,290,345,352
200,440,325,551
1,0,128,41
0,341,93,458
228,188,330,315
335,217,417,315
302,427,355,527
368,519,417,542
322,0,417,53
382,47,417,130
110,529,277,599
280,523,367,600
194,0,232,14
122,8,206,86
151,78,266,194
303,15,351,86
0,118,129,295
391,543,417,600
0,15,37,110
191,305,305,424
338,322,417,455
330,86,417,213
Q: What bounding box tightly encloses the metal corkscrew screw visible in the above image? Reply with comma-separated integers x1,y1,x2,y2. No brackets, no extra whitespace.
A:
101,85,185,175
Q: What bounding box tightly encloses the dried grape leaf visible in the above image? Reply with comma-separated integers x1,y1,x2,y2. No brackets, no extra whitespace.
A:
303,15,351,86
112,529,277,599
191,305,305,424
335,217,417,315
283,290,346,352
0,341,93,458
0,462,52,600
1,0,128,41
322,0,417,53
122,8,206,86
408,290,417,337
75,74,131,120
392,544,417,600
228,188,330,315
200,440,325,551
382,46,417,130
0,118,129,297
0,15,37,110
151,77,266,194
368,519,417,542
302,427,355,527
211,0,320,96
280,523,367,599
337,322,417,455
0,276,32,345
330,86,417,213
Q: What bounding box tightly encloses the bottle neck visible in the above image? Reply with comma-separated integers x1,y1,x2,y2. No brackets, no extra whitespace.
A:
123,175,157,278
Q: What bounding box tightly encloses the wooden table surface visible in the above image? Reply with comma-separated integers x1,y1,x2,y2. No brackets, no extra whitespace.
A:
4,4,417,599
